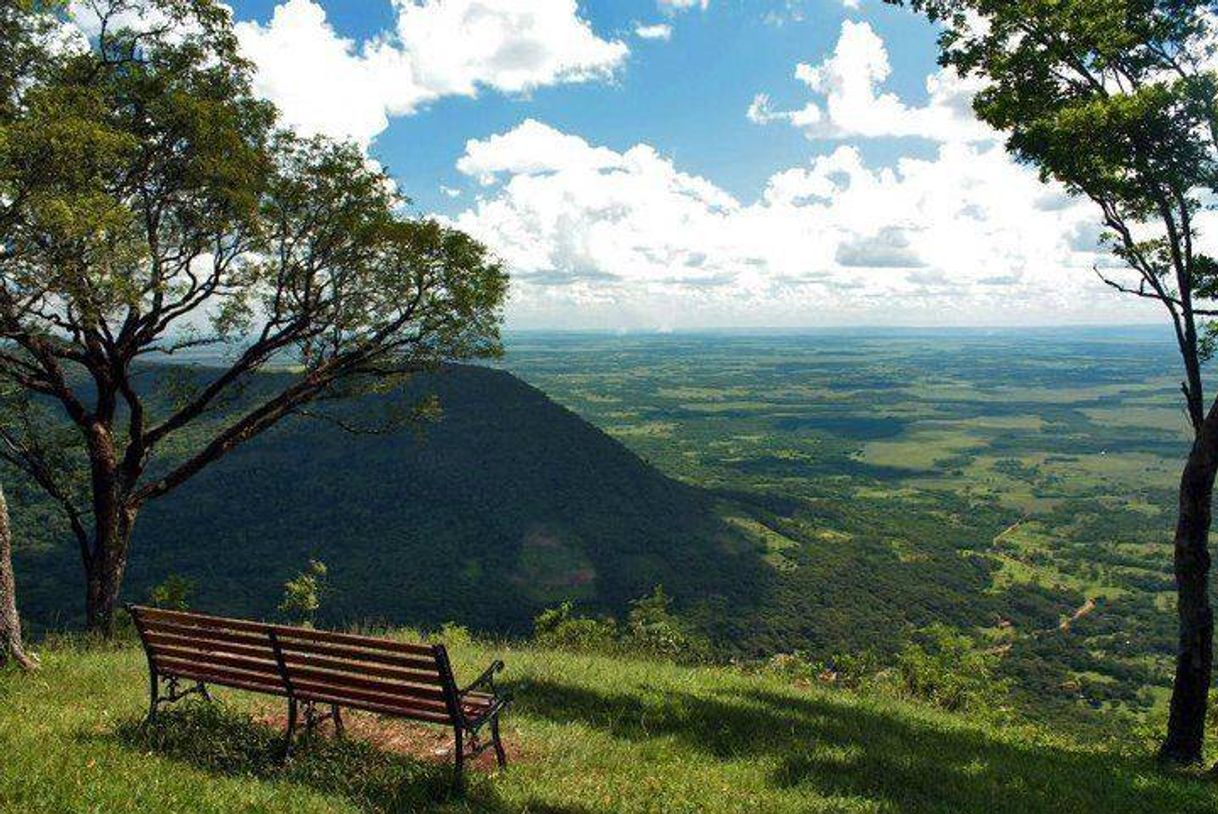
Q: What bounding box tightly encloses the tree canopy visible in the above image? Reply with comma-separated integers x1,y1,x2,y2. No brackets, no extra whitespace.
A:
0,0,508,632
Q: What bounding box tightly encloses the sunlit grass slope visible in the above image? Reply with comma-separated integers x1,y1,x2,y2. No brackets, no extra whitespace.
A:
1,636,1214,814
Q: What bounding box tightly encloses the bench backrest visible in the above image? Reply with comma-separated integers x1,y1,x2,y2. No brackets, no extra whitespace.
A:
270,626,458,724
130,605,284,696
129,606,461,725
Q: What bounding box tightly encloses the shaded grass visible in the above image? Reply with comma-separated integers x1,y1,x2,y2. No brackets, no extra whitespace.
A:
110,704,461,813
1,639,1215,813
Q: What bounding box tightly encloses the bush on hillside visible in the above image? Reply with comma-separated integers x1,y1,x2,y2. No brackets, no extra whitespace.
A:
148,574,196,611
533,602,619,653
533,586,709,662
627,585,710,661
894,624,1010,714
762,625,1010,718
279,560,328,627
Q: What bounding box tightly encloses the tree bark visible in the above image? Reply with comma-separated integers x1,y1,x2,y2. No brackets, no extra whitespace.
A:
81,422,135,637
1159,426,1218,764
82,514,134,637
0,483,37,670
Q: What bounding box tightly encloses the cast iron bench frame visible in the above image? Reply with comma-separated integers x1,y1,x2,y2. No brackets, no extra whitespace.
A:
127,604,509,786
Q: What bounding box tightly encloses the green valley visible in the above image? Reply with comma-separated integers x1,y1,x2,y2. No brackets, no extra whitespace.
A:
7,327,1194,731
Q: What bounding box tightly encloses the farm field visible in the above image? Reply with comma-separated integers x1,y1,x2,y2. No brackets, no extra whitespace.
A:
503,327,1189,722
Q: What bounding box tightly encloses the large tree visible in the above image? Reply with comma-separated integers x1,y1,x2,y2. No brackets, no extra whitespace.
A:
0,0,508,634
888,0,1218,764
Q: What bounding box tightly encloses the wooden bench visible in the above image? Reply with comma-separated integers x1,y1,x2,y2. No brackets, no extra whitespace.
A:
128,605,509,785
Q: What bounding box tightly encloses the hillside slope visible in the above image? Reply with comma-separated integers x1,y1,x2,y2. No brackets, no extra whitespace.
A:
14,364,768,635
0,637,1213,814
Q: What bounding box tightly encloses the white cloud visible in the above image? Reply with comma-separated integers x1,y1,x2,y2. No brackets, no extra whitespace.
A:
235,0,628,146
749,20,991,143
450,119,1141,329
635,23,674,41
659,0,709,12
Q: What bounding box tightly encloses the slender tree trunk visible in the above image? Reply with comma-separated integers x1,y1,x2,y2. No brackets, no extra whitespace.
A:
0,483,37,670
1159,427,1218,764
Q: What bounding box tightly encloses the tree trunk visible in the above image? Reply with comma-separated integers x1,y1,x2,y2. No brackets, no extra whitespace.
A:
1159,428,1218,765
0,483,37,670
83,524,132,637
82,490,136,637
82,423,135,637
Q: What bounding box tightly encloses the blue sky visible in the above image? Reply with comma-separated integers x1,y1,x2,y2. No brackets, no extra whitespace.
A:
211,0,1157,330
229,1,940,213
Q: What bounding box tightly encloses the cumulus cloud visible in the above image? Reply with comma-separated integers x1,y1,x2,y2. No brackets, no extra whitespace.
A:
749,20,992,143
635,22,674,41
835,226,924,268
449,119,1135,328
235,0,628,146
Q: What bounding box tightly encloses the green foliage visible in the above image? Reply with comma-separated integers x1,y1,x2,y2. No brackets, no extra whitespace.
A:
760,632,1010,719
533,587,711,662
147,573,195,611
894,624,1010,714
0,0,508,634
533,601,619,654
278,560,327,627
431,621,473,646
626,585,710,662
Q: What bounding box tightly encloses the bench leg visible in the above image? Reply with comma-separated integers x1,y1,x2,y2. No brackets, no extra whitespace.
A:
452,727,465,794
331,704,344,738
145,665,160,725
197,682,212,703
282,698,298,760
491,716,507,768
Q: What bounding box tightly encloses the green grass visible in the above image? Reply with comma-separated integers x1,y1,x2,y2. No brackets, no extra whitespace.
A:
2,637,1216,814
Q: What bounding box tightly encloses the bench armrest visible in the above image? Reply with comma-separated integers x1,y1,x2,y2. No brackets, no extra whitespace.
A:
460,659,505,696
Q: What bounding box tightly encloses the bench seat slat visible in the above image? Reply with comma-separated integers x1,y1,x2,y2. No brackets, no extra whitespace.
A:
284,665,447,702
290,677,451,716
288,688,453,724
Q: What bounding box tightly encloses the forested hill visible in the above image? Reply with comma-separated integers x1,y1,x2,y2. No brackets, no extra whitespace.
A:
13,364,769,634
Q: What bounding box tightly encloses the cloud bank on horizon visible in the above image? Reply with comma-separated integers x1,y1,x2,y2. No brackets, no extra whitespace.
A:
73,0,1189,330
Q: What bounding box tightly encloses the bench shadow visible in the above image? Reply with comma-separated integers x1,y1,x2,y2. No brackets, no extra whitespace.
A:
99,701,589,814
506,678,1216,814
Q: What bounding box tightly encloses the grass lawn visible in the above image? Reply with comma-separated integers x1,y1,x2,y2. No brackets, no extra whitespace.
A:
1,637,1215,813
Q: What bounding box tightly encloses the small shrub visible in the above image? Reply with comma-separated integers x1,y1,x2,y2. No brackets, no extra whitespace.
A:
432,621,473,646
148,573,195,611
626,585,710,662
822,650,887,690
533,602,619,653
532,587,710,662
279,559,328,627
894,624,1009,713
